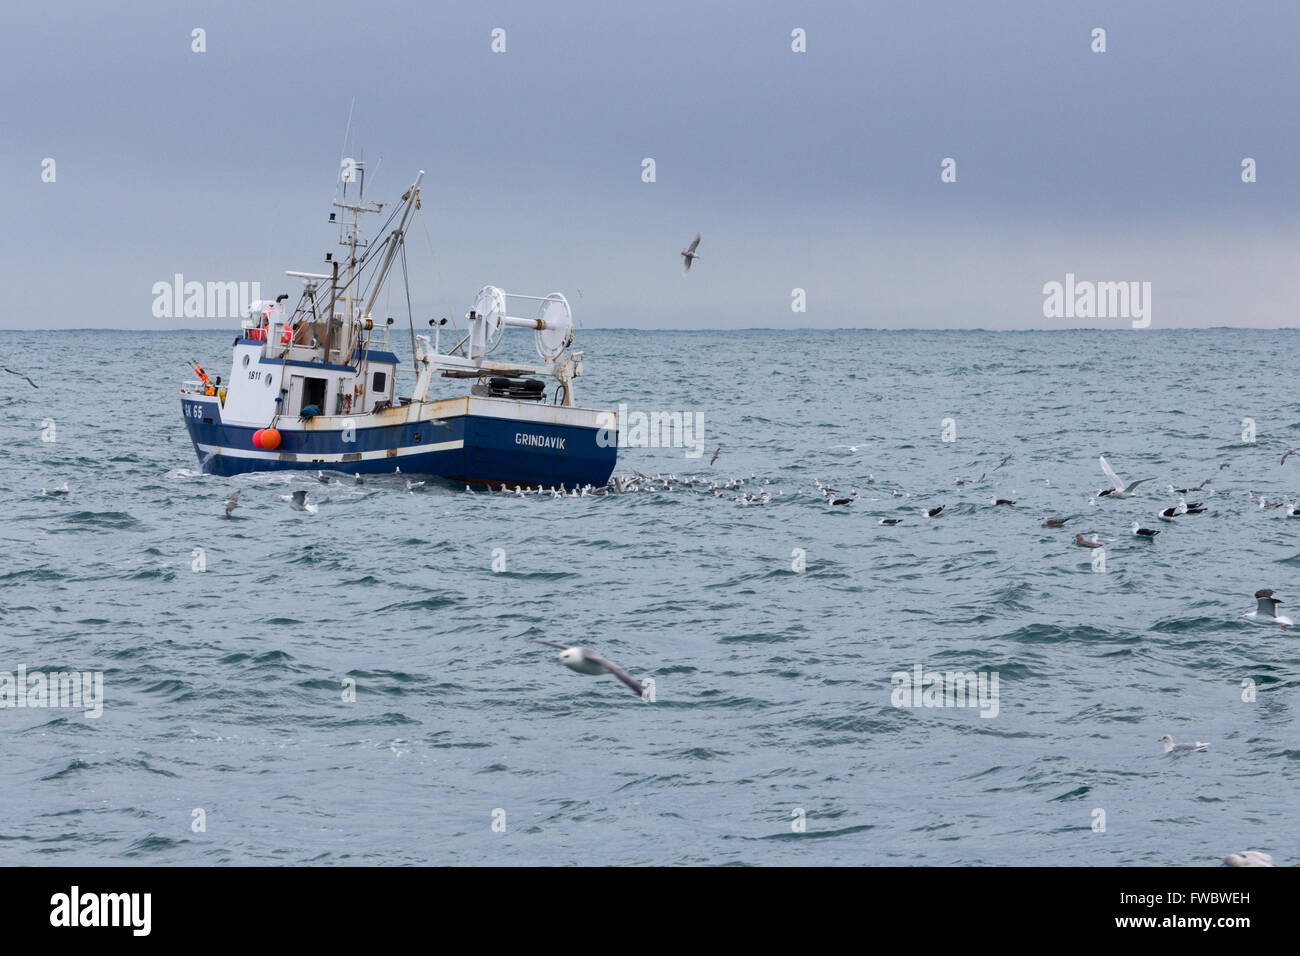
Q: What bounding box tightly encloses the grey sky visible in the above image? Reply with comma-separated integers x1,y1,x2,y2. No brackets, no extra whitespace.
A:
4,0,1298,329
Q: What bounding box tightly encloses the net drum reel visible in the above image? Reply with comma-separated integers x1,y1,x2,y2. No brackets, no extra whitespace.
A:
466,286,574,364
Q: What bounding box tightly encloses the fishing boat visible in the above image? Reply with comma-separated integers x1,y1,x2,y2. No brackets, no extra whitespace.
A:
180,165,617,488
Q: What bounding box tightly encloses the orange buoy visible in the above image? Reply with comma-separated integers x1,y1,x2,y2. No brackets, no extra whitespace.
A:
252,429,265,448
259,427,282,450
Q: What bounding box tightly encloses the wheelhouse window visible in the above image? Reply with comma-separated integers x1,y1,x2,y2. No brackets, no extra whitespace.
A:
372,371,387,394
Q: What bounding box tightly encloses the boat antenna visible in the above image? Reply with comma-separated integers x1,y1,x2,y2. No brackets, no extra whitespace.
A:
334,97,356,203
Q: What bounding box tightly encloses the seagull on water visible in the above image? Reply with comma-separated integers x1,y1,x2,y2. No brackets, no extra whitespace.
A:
680,233,702,274
1040,515,1075,527
534,641,646,698
1158,734,1208,754
40,482,69,497
989,497,1016,506
1131,521,1160,539
1240,589,1292,629
1158,498,1187,520
1097,456,1155,499
1074,533,1104,548
1217,851,1273,867
921,505,945,518
224,491,241,518
878,517,904,525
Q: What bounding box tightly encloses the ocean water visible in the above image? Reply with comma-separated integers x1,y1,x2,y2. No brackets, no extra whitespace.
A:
2,328,1299,866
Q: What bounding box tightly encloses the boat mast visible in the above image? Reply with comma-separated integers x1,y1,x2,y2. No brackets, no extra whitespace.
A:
331,161,383,365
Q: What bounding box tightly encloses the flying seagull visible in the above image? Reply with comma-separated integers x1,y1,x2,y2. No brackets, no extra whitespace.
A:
1282,448,1300,466
2,367,38,388
1158,734,1208,754
710,447,720,466
1098,456,1155,498
1217,851,1273,867
224,491,241,518
1240,589,1292,629
1131,522,1159,539
534,640,645,698
993,455,1014,472
285,489,318,513
680,233,702,274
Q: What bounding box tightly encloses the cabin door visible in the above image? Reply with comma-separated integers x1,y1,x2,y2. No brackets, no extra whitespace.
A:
289,375,328,416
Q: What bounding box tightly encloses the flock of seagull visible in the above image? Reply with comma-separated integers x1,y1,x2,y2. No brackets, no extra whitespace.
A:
37,434,1295,863
806,452,1298,633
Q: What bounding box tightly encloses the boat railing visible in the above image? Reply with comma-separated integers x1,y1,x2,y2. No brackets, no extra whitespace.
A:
181,379,225,403
237,313,394,368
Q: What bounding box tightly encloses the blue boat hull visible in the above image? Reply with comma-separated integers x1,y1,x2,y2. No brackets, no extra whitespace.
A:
181,397,617,487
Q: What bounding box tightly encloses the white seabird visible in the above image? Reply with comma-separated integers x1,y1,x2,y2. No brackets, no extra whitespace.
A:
535,640,646,698
1097,455,1155,499
1131,522,1159,539
285,489,318,513
1240,589,1293,629
40,482,70,497
1158,734,1208,754
1217,851,1274,867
